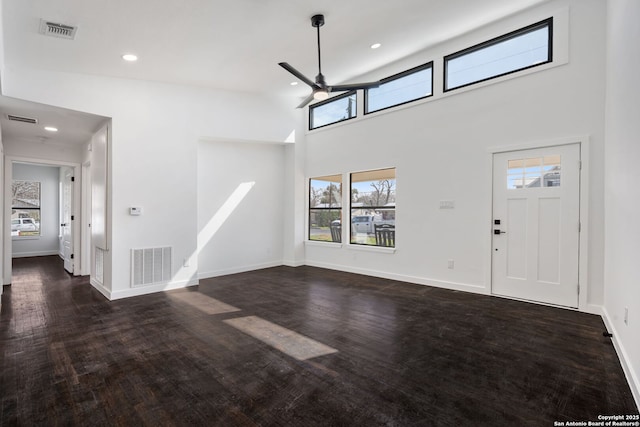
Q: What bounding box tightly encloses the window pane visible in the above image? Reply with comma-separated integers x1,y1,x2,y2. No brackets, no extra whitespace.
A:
12,180,41,208
507,156,562,189
543,155,561,187
350,168,396,247
309,175,342,242
310,92,356,130
366,64,432,114
309,176,342,208
11,209,41,237
445,19,551,91
309,209,341,242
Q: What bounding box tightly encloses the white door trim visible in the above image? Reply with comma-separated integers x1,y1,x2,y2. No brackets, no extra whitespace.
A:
485,136,591,312
3,156,82,284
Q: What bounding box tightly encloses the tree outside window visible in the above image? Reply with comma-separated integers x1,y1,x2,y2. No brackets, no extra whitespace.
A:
12,180,41,237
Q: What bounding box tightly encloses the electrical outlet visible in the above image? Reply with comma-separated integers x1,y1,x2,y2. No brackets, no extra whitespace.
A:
448,259,454,269
624,307,628,325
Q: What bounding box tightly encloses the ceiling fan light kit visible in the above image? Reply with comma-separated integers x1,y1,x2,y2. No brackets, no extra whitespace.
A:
279,14,380,108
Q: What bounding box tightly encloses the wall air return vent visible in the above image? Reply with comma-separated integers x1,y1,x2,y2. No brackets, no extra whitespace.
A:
7,114,38,124
39,19,78,40
131,247,172,287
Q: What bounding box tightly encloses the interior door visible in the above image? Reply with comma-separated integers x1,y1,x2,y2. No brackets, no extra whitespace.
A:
62,167,74,274
492,144,580,307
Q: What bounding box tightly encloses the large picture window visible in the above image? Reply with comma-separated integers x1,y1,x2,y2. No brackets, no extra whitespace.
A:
309,175,342,242
309,92,356,130
365,62,433,114
350,168,396,247
12,180,41,237
444,18,552,91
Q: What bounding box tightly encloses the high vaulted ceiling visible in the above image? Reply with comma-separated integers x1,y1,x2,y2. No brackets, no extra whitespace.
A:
0,0,549,147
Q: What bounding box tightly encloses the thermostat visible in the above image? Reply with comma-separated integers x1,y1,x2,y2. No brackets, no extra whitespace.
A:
130,207,142,216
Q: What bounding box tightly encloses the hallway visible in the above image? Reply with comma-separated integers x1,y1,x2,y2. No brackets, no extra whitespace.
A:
0,256,637,425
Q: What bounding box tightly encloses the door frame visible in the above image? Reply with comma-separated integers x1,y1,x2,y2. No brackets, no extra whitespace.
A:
485,136,591,312
3,156,82,284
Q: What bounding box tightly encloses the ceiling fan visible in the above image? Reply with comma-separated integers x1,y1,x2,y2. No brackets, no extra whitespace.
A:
279,14,380,109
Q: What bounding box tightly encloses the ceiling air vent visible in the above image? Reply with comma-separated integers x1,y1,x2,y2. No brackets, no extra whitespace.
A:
6,114,38,124
39,19,77,40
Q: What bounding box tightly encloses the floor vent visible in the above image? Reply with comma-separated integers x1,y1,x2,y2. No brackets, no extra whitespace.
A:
7,114,38,124
39,19,78,40
131,247,172,287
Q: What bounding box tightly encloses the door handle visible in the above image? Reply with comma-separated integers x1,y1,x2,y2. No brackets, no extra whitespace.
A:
493,229,506,235
61,223,67,227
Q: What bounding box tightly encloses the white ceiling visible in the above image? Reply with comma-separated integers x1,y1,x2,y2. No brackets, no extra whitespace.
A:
0,0,548,147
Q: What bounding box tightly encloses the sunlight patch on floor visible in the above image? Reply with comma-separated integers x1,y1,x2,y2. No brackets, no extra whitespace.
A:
224,315,338,361
170,292,241,315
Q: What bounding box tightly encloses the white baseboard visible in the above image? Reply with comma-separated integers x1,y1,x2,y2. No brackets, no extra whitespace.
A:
198,260,283,280
12,250,59,258
304,260,488,295
601,307,640,410
282,259,305,267
90,277,111,300
109,278,199,300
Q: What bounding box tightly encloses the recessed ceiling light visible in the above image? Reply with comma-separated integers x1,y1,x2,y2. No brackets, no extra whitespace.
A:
290,81,298,86
44,126,58,132
370,43,382,49
122,54,138,62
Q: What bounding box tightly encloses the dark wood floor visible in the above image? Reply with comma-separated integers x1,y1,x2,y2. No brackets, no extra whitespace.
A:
0,256,637,426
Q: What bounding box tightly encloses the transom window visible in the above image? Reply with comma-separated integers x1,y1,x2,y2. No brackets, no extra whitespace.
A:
507,156,561,189
365,62,433,114
309,175,342,242
309,91,357,130
12,180,41,237
445,18,552,91
350,168,396,247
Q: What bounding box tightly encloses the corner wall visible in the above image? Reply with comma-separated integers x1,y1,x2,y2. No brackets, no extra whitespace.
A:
197,139,286,278
0,67,299,298
603,0,640,408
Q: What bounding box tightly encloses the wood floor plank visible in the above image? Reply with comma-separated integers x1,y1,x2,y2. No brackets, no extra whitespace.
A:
0,256,637,426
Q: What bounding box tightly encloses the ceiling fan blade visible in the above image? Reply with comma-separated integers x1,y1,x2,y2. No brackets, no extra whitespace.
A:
279,62,317,88
330,81,381,92
296,92,316,109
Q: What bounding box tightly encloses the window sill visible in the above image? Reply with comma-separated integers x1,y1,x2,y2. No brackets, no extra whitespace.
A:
305,240,343,248
347,244,396,254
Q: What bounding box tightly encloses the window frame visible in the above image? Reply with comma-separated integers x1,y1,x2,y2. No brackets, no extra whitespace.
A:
308,175,343,243
11,180,42,239
349,168,396,248
444,17,553,92
309,91,357,131
365,61,434,115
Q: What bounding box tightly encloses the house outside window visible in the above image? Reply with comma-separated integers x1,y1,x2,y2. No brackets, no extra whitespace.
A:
350,168,396,247
12,180,41,237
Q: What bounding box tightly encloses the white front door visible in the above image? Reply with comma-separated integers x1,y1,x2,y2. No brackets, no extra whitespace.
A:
492,144,580,307
62,167,74,274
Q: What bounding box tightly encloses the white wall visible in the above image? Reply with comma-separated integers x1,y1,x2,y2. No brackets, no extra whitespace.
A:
2,139,83,164
603,0,640,407
0,67,299,299
304,0,607,309
11,163,60,257
0,125,3,300
197,139,285,278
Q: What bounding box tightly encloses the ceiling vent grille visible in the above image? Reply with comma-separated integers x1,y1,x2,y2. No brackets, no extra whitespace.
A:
6,114,38,124
39,19,78,40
